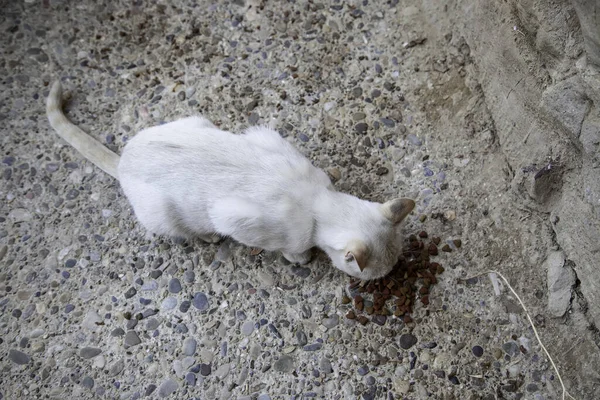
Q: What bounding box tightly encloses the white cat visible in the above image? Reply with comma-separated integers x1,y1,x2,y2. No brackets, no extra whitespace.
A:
46,81,415,280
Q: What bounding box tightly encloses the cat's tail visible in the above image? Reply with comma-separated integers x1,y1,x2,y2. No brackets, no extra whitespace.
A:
46,80,120,179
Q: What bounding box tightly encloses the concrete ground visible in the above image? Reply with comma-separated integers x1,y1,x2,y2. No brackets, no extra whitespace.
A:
1,0,598,399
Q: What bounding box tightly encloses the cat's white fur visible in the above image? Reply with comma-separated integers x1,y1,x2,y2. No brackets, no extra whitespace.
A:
46,81,415,280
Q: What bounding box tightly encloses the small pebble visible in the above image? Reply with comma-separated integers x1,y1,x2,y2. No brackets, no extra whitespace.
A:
502,341,519,357
111,327,125,337
8,349,30,365
355,123,368,134
182,338,197,356
290,265,311,278
126,319,138,329
183,270,195,283
322,315,339,329
526,383,539,392
274,355,295,372
158,379,178,397
185,372,196,386
124,287,137,299
146,318,159,331
399,334,418,350
241,321,254,336
472,346,484,357
141,281,158,291
296,330,308,346
168,278,182,294
200,363,211,376
79,347,102,359
179,300,191,313
303,343,322,351
353,112,366,121
357,366,369,376
320,357,333,374
124,331,141,348
145,384,157,396
161,297,177,310
150,270,162,279
380,118,395,127
407,134,422,146
81,376,94,389
192,292,209,311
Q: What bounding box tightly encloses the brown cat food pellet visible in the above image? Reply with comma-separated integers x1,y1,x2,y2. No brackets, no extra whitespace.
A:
346,310,356,319
419,214,427,222
428,243,438,256
420,295,429,306
520,345,528,354
442,244,452,252
432,237,441,245
356,302,364,311
453,239,462,248
357,316,369,325
341,296,351,304
403,315,413,323
418,231,428,238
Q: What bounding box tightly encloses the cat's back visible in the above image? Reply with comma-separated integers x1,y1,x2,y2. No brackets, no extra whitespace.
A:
119,117,330,192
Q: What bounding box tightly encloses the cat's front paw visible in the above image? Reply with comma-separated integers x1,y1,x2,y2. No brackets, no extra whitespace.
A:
282,250,312,265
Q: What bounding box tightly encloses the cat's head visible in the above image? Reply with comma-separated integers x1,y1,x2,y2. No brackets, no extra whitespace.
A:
326,198,415,281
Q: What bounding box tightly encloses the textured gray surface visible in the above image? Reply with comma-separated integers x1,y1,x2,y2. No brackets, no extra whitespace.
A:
0,0,598,399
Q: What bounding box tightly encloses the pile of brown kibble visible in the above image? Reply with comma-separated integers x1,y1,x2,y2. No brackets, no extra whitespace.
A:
343,231,461,325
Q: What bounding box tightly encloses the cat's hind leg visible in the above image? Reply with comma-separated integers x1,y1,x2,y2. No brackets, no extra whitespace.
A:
282,249,312,265
198,233,223,243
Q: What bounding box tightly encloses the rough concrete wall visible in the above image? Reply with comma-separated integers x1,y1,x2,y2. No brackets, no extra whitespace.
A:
572,0,600,67
452,0,600,326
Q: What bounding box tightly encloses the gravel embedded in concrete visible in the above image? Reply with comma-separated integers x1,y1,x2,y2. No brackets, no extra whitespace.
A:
0,1,596,399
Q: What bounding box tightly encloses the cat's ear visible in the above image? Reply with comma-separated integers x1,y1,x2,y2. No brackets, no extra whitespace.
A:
380,198,415,224
344,240,370,271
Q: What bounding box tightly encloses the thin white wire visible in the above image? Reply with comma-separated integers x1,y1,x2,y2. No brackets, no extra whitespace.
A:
464,270,577,400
